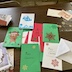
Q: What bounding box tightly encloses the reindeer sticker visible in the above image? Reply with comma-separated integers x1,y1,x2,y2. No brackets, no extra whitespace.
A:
9,31,19,42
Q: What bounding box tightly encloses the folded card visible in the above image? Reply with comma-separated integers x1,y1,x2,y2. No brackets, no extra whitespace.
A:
47,9,61,18
0,14,12,26
42,43,72,71
20,44,40,72
0,42,11,71
3,27,23,48
43,24,59,43
56,38,72,64
19,13,35,29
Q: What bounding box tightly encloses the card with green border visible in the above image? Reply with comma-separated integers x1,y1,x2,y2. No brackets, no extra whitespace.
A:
3,27,23,47
43,23,59,43
20,44,40,72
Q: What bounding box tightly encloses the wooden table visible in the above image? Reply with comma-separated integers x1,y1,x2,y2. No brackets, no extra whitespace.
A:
0,3,72,72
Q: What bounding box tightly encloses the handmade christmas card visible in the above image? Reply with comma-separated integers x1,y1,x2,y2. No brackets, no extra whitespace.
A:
20,44,40,72
42,43,72,71
31,23,44,52
3,27,23,48
43,24,59,43
19,13,35,29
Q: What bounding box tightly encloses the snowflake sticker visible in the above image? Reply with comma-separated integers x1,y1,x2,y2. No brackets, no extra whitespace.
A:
45,32,55,41
32,45,36,49
22,65,28,70
51,59,59,67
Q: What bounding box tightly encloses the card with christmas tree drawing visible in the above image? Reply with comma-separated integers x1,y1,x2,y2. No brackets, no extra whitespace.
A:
43,24,59,43
3,27,23,48
20,44,40,72
19,13,35,29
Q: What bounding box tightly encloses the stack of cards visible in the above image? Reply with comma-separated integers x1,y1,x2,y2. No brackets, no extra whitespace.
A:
20,44,40,72
0,14,12,26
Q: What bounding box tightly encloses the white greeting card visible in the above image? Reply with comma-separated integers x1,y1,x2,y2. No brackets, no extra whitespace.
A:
42,43,62,71
47,9,61,18
19,13,35,29
42,42,72,71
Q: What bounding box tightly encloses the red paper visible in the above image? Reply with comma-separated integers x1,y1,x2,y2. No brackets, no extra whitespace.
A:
25,32,29,44
31,23,44,52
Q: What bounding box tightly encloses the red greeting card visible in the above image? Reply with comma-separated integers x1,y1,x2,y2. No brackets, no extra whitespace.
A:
31,23,44,52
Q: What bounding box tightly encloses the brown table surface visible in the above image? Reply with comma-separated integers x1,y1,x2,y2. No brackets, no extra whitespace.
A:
0,2,72,72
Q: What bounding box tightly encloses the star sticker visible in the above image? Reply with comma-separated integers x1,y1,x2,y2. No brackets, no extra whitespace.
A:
45,32,55,41
33,38,37,41
22,65,28,70
51,59,59,67
32,45,36,49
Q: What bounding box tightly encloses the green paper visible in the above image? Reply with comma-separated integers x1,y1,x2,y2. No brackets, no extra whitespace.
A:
3,27,23,48
40,51,43,62
43,23,59,43
20,44,40,72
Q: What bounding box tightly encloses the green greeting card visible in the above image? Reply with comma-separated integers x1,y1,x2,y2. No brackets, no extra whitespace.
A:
3,27,23,48
20,44,40,72
40,51,43,62
43,23,59,43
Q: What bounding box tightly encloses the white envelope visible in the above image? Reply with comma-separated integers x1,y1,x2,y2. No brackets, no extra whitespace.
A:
56,38,72,64
42,42,72,71
47,9,61,18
